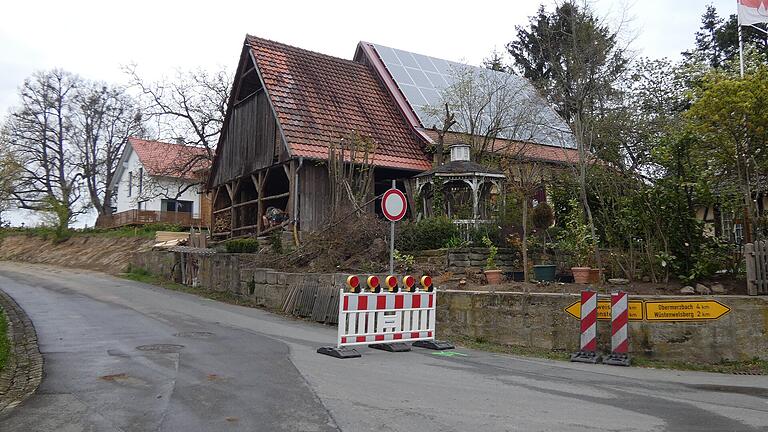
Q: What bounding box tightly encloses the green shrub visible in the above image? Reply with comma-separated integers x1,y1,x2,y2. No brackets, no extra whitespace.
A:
468,224,502,246
531,202,554,230
269,231,283,254
396,217,459,251
225,238,260,253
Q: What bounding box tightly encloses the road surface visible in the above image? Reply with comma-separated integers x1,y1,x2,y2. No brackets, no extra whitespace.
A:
0,262,766,431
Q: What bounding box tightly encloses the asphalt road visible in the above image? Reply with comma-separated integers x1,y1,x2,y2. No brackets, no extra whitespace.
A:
0,262,766,432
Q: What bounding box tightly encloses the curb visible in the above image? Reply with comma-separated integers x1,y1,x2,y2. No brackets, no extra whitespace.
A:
0,289,43,414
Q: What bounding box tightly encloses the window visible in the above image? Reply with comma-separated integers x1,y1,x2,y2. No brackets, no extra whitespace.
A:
138,167,143,194
161,199,193,213
128,171,132,197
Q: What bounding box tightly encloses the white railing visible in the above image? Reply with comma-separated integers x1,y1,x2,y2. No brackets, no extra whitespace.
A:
452,219,494,241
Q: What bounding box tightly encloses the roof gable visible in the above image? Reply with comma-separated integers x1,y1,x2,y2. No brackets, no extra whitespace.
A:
128,137,210,180
245,35,431,171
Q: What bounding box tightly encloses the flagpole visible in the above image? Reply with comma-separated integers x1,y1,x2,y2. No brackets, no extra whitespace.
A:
738,0,745,78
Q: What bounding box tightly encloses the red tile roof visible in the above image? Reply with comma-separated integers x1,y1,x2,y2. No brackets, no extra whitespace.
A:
246,35,431,171
425,130,581,165
129,138,211,180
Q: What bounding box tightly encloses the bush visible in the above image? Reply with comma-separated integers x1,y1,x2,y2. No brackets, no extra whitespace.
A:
225,238,260,253
396,217,459,251
468,224,502,246
531,202,554,230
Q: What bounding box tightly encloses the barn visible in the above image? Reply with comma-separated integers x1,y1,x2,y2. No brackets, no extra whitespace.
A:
207,35,431,240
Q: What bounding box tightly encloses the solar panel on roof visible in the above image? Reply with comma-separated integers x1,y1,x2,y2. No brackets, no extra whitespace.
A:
371,43,576,149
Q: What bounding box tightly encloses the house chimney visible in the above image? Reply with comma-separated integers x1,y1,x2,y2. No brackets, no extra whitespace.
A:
450,143,470,162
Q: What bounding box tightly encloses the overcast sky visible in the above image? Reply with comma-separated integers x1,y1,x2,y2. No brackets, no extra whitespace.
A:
0,0,739,226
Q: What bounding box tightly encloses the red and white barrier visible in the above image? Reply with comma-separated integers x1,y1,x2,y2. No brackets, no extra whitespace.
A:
338,291,435,346
318,275,454,358
570,290,601,363
604,291,631,366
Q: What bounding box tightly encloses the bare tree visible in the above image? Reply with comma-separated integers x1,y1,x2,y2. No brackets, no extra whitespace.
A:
125,65,230,168
73,82,144,216
502,160,547,281
425,63,555,163
327,133,377,221
2,70,86,233
0,128,21,224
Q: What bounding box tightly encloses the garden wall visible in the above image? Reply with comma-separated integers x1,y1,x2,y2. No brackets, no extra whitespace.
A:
414,247,521,274
131,250,768,363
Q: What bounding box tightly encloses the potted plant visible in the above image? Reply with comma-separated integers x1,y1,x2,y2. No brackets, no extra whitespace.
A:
557,200,596,284
531,203,556,281
482,236,503,284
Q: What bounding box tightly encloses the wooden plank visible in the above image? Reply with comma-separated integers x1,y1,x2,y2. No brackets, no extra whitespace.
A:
745,243,757,296
758,240,765,295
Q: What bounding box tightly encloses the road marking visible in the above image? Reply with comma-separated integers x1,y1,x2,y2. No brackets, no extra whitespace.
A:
431,351,468,357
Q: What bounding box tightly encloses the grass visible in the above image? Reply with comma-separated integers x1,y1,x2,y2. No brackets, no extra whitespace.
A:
453,335,571,361
631,356,768,375
0,223,186,242
0,307,9,374
455,335,768,374
120,267,264,308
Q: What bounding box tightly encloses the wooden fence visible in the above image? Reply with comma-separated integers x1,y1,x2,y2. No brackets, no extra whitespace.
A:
96,210,203,229
745,240,768,295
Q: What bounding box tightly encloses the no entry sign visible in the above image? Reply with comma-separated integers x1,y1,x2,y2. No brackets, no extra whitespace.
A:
381,188,407,222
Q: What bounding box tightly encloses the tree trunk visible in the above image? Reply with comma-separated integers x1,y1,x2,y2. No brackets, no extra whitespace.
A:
522,194,529,282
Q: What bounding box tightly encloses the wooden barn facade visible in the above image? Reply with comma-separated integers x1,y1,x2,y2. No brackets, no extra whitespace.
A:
207,36,431,239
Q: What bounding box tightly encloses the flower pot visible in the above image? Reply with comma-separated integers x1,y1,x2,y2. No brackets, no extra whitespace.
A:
484,269,503,285
572,267,591,284
509,270,525,282
533,264,557,282
588,268,601,284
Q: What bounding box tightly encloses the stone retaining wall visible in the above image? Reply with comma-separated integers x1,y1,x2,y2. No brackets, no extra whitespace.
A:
131,250,768,364
414,247,521,274
438,290,768,363
0,289,43,414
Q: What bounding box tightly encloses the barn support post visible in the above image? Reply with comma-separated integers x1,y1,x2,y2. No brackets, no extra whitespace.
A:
256,169,267,236
225,183,235,238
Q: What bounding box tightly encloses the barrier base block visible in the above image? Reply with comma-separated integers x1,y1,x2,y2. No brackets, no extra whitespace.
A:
369,342,411,352
317,346,361,359
412,339,455,350
570,350,602,364
603,353,631,366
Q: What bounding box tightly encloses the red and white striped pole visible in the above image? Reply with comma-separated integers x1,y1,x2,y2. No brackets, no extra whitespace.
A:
605,291,631,366
571,290,601,363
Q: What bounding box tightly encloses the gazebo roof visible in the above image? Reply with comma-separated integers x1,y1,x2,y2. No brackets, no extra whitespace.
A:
414,160,504,178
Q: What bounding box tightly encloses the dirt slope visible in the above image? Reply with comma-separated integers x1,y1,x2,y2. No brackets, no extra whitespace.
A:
0,235,154,274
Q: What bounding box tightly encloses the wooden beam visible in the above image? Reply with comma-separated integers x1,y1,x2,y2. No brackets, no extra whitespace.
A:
257,168,267,235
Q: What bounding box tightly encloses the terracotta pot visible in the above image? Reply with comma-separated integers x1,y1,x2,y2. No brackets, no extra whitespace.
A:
588,268,601,284
484,269,503,285
572,267,591,284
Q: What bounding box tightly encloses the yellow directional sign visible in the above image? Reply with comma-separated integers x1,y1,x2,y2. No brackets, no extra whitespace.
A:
644,300,730,321
564,300,644,321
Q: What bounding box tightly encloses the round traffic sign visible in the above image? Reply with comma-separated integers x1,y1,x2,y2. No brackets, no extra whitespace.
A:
381,188,407,222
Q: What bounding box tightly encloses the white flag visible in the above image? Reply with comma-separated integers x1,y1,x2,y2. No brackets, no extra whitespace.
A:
738,0,768,25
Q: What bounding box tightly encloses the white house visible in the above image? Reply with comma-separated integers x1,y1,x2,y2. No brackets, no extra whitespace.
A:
106,137,210,226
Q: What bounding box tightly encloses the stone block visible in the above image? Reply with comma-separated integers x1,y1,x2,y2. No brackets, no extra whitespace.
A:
277,272,287,285
449,253,469,262
253,269,267,284
266,271,278,285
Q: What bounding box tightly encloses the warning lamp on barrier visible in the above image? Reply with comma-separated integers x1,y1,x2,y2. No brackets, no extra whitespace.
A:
420,275,434,292
402,275,416,292
385,275,399,293
366,275,381,293
346,275,361,293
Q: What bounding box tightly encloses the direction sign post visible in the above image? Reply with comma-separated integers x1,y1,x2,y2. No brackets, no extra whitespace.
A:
381,181,407,274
